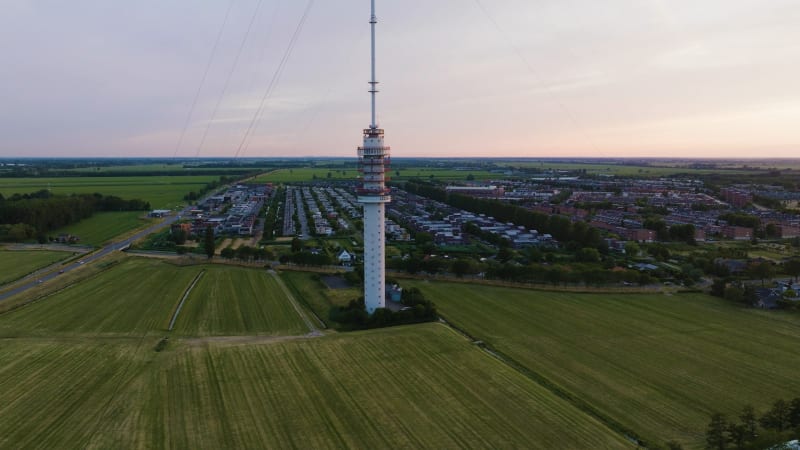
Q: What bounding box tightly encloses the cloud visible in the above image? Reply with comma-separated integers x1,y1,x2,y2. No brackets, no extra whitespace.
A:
1,0,799,158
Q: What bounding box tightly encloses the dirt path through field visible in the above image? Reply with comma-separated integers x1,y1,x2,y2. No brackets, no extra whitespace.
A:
181,333,321,347
215,238,232,255
267,270,320,333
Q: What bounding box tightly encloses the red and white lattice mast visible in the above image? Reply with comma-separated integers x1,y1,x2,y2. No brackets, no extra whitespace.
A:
357,0,391,314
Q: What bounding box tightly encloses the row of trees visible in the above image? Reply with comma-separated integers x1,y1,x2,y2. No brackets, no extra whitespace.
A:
403,181,603,248
0,190,150,241
219,245,274,262
389,253,660,287
641,219,697,243
710,259,800,307
706,399,800,449
715,213,792,239
484,262,658,286
183,175,242,201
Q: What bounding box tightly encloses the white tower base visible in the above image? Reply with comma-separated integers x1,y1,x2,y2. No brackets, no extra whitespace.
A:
360,200,387,314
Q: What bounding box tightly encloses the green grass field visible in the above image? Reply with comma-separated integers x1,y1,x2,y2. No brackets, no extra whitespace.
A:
406,280,800,447
254,167,499,183
51,211,154,246
0,249,71,286
494,161,751,177
0,256,633,449
0,339,153,449
64,163,263,173
0,258,198,337
280,270,359,328
0,175,219,209
0,325,631,449
143,324,630,449
173,267,308,336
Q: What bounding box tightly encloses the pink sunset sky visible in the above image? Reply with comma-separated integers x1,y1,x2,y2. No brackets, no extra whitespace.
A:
1,0,798,159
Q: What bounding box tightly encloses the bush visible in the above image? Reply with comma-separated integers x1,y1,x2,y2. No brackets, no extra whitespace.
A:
330,289,438,330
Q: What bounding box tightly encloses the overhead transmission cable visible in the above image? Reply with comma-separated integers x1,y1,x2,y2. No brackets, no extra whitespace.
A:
234,0,315,159
195,0,265,158
171,0,235,159
287,32,368,155
244,0,282,103
472,0,602,154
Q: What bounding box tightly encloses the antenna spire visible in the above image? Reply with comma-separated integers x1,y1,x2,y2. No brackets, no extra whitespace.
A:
369,0,378,129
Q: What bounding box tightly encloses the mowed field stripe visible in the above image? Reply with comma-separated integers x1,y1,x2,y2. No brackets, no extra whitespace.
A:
0,259,197,337
408,280,800,448
172,267,308,337
140,324,631,449
0,341,150,449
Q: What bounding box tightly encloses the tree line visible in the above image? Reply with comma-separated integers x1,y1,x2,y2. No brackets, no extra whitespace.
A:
642,219,697,243
706,398,800,449
0,190,150,242
182,175,245,201
218,245,274,262
403,181,602,248
0,169,256,178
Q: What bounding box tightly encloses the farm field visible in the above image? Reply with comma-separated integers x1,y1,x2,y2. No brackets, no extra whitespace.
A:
64,163,267,173
0,175,219,209
173,267,307,336
0,249,71,286
253,168,359,183
0,325,632,449
405,280,800,448
254,167,499,183
0,258,198,337
51,211,153,246
0,339,153,449
494,161,750,176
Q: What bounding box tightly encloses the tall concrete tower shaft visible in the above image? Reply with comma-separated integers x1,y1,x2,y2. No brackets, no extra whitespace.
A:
357,0,390,314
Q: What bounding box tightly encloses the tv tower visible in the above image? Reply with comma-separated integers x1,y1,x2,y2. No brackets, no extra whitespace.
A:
357,0,391,314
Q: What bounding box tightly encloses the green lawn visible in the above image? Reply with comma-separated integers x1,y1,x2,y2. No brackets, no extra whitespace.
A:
280,270,359,328
0,258,199,337
254,167,499,183
0,339,153,449
0,250,71,285
0,325,632,449
405,280,800,448
51,211,154,246
0,175,219,209
494,161,751,177
173,267,308,336
64,163,263,173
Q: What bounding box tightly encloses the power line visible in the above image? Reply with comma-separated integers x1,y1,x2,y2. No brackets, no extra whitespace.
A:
195,0,265,158
244,0,282,101
234,0,315,159
171,0,235,159
287,32,368,155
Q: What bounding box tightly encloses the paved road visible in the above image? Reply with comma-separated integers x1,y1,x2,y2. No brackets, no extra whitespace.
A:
0,208,188,303
283,187,295,236
0,175,268,304
295,188,310,239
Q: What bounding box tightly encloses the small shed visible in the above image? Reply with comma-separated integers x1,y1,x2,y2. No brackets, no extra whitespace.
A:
337,250,353,265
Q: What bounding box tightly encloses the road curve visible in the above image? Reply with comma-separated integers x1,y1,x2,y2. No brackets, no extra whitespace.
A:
0,208,188,303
